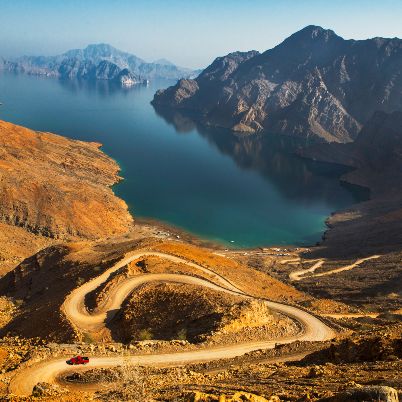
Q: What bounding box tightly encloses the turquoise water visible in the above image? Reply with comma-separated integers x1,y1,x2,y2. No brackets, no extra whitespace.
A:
0,73,366,247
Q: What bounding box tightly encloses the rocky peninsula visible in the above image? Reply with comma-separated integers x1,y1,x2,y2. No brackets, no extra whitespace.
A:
0,120,133,274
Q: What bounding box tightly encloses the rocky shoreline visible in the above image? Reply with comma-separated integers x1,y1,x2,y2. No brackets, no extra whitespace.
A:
299,111,402,258
0,119,134,275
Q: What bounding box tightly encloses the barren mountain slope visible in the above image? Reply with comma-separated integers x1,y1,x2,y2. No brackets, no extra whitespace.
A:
0,120,133,241
0,221,53,275
0,235,156,341
112,282,298,344
153,25,402,142
300,111,402,257
0,236,311,343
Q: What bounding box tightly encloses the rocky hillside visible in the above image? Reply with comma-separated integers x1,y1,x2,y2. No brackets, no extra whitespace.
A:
0,120,133,241
303,111,402,194
301,111,402,256
0,43,197,84
111,282,296,344
153,25,402,143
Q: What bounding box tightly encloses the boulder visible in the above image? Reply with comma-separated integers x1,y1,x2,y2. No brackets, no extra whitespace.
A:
322,386,399,402
32,382,66,397
307,365,327,378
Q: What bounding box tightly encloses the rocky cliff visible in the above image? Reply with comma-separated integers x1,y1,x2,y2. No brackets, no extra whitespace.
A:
153,26,402,143
0,120,133,241
0,119,134,275
300,111,402,256
1,43,197,83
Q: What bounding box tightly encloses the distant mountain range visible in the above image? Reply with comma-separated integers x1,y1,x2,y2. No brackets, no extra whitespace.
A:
0,44,200,86
152,25,402,143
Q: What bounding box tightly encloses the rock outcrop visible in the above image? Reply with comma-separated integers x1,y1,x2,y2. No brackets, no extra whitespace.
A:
32,382,67,398
153,25,402,143
111,282,244,343
303,325,402,364
0,120,133,240
322,386,399,402
111,282,297,344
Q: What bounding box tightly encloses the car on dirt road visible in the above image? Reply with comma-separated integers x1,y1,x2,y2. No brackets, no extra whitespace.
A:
66,355,89,365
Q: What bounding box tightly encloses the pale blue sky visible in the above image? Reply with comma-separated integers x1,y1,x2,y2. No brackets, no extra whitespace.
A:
0,0,401,68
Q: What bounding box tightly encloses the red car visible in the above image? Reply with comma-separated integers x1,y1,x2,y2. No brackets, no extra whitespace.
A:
66,355,89,365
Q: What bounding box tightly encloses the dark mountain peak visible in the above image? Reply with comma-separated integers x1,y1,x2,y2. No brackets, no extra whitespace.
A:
153,27,402,143
270,25,343,55
289,25,340,42
253,25,345,80
280,25,343,50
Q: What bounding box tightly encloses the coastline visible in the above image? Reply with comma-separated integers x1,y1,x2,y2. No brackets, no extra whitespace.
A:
134,217,231,250
133,217,306,257
0,73,361,254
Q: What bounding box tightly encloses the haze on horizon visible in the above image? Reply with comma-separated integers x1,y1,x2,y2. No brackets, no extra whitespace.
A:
0,0,401,69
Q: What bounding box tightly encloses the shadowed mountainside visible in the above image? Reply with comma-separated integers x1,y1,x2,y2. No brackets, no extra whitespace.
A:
153,106,367,209
153,25,402,143
301,111,402,257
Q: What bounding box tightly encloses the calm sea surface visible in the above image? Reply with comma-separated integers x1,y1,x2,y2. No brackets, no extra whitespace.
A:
0,73,366,247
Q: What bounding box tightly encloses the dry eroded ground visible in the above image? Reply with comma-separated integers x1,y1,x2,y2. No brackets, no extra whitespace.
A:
0,234,400,401
50,324,402,401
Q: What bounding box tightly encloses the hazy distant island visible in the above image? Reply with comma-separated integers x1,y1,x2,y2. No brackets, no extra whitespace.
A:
152,25,402,143
0,43,201,87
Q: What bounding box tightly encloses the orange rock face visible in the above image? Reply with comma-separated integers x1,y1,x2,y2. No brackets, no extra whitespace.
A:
0,120,133,240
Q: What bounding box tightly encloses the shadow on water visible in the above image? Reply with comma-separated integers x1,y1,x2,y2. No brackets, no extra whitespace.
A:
152,105,369,207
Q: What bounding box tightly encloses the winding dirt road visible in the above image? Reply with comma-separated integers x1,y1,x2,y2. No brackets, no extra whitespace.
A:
289,260,324,281
289,255,381,281
9,251,335,396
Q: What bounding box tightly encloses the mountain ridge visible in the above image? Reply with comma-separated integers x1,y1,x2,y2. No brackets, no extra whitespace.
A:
0,43,198,84
152,25,402,143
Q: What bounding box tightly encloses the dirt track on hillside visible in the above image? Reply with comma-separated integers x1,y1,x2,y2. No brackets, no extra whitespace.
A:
289,255,381,281
9,252,335,396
